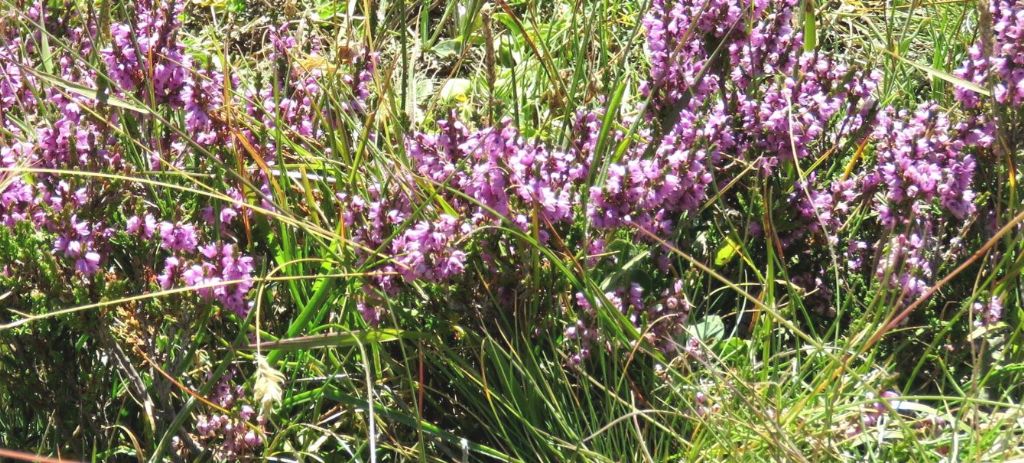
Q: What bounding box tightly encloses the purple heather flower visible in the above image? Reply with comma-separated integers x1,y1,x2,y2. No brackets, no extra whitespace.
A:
869,104,977,223
193,370,264,460
358,301,382,326
343,51,378,114
955,1,1024,109
973,296,1003,327
126,213,158,239
159,221,200,252
0,142,37,227
406,114,590,236
101,0,189,105
0,0,264,327
182,68,227,146
563,291,602,366
588,108,715,236
75,251,101,275
51,215,112,276
181,243,255,316
392,214,467,283
158,256,182,290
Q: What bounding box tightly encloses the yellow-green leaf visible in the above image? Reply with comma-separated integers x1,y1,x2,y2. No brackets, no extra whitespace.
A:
440,78,473,102
715,237,741,267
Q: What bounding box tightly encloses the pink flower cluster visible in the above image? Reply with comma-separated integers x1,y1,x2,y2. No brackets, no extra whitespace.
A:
406,113,592,235
1,1,375,319
2,0,1014,371
191,370,265,460
955,0,1024,108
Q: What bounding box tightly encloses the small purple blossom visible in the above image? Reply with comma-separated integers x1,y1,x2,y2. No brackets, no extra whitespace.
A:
101,1,188,105
126,213,157,239
159,221,199,252
193,370,265,460
973,296,1003,327
869,104,977,223
955,1,1024,108
392,215,468,283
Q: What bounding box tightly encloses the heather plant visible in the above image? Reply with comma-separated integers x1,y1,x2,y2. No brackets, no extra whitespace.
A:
0,0,1022,461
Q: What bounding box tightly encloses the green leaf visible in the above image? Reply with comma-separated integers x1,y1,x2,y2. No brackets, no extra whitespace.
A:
440,78,473,102
322,386,515,461
432,39,462,59
39,28,54,75
714,236,741,267
595,78,626,158
317,1,339,19
688,316,725,344
498,40,518,67
599,249,650,291
715,337,748,361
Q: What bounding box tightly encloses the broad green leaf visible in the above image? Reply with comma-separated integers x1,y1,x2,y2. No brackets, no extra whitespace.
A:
688,315,725,343
714,236,741,266
440,78,473,102
432,39,462,59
